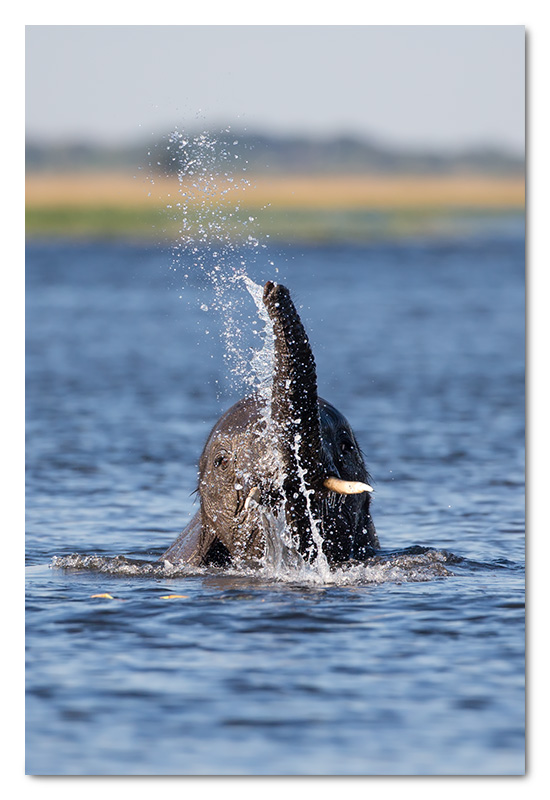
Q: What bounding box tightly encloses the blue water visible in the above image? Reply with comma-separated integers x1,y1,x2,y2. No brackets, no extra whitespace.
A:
25,230,525,775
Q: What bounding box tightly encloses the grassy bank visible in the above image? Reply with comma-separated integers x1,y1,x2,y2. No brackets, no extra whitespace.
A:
26,171,525,243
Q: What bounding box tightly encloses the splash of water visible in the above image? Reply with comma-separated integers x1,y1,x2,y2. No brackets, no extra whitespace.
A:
238,275,275,403
51,549,455,585
290,431,332,580
160,127,272,395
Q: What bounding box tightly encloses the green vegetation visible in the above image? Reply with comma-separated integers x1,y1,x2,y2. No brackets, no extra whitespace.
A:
25,206,167,240
26,203,524,244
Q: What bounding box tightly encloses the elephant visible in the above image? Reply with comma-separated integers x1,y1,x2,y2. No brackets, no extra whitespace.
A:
160,280,378,568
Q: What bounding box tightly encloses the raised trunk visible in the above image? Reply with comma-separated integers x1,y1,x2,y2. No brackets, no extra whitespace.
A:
263,281,325,557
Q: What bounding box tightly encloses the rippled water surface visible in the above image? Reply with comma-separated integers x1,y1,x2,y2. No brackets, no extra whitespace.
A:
26,232,525,774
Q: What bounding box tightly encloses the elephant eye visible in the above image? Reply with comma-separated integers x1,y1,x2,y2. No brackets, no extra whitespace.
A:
214,451,231,470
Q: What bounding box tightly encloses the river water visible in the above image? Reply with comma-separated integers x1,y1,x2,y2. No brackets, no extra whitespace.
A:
25,228,524,775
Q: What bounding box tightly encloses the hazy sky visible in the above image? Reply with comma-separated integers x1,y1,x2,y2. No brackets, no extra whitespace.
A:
25,25,525,153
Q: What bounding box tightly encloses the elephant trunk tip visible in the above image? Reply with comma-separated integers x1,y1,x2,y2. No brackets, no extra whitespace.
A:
263,280,290,310
263,281,277,302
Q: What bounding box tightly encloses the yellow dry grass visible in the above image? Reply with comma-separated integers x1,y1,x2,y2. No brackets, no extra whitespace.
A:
26,170,525,210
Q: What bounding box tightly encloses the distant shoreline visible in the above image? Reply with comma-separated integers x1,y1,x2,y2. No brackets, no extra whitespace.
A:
26,170,525,208
25,170,525,243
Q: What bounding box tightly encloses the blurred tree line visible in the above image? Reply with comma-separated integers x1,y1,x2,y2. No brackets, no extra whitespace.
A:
26,130,524,176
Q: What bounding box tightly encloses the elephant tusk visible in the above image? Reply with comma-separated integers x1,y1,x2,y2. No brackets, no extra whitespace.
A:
244,486,261,511
323,477,373,495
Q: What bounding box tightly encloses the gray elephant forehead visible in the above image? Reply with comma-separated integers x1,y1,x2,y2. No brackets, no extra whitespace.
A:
202,395,267,453
203,395,352,447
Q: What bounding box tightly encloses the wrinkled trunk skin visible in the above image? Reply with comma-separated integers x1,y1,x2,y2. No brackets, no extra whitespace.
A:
263,281,326,559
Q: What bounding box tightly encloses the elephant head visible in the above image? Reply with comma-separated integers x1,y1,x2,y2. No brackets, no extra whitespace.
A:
160,281,378,568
